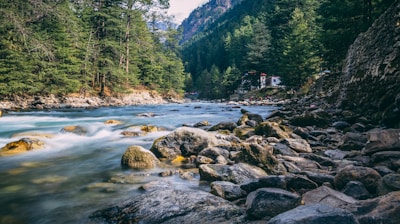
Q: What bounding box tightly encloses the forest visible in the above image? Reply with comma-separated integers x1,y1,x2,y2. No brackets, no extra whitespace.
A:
181,0,394,99
0,0,186,97
0,0,394,99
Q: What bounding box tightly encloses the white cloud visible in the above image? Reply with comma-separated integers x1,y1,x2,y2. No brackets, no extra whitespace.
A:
168,0,209,23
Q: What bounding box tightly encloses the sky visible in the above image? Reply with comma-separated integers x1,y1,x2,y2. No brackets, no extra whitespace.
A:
167,0,209,23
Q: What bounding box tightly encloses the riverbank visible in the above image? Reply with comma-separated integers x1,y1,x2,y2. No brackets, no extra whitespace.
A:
0,90,185,111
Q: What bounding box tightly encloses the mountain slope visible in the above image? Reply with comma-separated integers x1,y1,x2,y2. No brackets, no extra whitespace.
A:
179,0,243,43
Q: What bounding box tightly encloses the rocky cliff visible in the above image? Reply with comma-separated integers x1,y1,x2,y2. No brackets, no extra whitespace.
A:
336,1,400,127
179,0,243,43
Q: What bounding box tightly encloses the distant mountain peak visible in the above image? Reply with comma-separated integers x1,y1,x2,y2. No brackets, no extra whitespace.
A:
179,0,243,43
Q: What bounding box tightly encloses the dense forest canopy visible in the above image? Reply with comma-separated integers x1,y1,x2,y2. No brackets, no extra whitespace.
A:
0,0,394,99
181,0,393,99
0,0,186,97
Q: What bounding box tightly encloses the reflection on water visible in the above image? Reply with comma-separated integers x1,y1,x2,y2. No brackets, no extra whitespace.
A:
0,102,275,223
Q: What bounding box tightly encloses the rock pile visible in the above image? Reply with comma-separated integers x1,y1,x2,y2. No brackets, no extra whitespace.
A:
89,98,400,223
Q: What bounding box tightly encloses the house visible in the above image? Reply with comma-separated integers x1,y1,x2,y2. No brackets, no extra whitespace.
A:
269,76,282,87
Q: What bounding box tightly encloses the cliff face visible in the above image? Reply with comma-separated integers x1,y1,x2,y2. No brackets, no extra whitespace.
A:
336,1,400,127
179,0,243,43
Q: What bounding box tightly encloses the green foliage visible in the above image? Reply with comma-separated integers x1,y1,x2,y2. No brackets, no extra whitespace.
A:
0,0,186,97
181,0,392,97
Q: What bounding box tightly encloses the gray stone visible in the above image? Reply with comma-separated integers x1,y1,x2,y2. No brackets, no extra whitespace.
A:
246,188,301,220
303,186,358,208
240,175,287,193
363,129,400,155
208,121,237,132
199,163,268,184
341,181,371,200
150,127,220,160
89,189,244,223
267,203,358,224
210,181,247,201
281,138,312,153
334,165,382,194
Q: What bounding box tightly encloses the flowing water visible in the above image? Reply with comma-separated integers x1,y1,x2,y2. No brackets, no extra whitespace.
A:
0,102,276,223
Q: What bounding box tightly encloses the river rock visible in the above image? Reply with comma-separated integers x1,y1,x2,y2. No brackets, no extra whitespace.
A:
199,163,268,184
88,189,244,224
61,125,87,136
210,181,247,201
255,121,291,139
280,155,320,172
355,191,400,224
290,110,331,128
332,121,351,130
341,181,371,200
273,143,299,156
281,138,312,153
208,121,237,132
339,132,367,151
193,120,209,127
239,143,284,174
300,171,335,187
334,165,382,194
267,203,358,224
198,147,230,164
104,119,122,125
245,188,302,220
377,174,400,195
138,180,172,192
240,175,287,193
234,126,255,139
286,174,318,194
303,186,358,208
237,113,263,126
371,151,400,171
150,127,220,160
0,138,45,156
363,129,400,155
121,146,159,169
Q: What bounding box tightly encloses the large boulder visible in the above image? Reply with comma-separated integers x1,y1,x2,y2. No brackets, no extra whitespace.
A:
121,146,159,169
150,127,221,160
88,189,244,223
267,203,358,224
255,121,291,139
239,143,284,175
208,121,237,132
246,188,302,220
363,129,400,155
199,163,268,184
334,165,382,194
281,138,312,153
0,138,45,156
355,191,400,224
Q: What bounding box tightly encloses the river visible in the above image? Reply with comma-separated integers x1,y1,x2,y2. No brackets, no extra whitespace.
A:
0,102,276,223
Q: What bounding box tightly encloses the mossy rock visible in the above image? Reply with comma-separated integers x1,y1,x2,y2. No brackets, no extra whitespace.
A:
121,146,160,169
0,138,45,156
104,120,122,125
61,125,87,136
255,122,290,139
